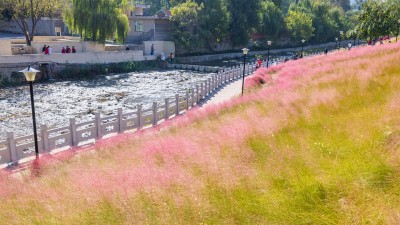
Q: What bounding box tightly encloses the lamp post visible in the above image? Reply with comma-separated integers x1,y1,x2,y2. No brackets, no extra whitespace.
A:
396,19,400,43
19,66,40,159
339,31,343,50
267,40,272,68
335,37,338,50
301,39,305,57
241,48,249,96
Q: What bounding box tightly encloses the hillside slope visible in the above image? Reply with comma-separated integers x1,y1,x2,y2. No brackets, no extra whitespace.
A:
1,43,400,224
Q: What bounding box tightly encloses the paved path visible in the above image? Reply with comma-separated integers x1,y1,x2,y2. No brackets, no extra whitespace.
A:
199,78,243,107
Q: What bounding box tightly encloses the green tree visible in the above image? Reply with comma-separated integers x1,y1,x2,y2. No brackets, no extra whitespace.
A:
225,0,261,46
286,10,315,42
356,0,398,40
170,0,204,51
198,0,229,47
260,1,284,38
0,0,61,45
63,0,130,44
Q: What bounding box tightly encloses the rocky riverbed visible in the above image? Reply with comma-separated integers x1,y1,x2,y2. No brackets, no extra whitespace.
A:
0,70,214,140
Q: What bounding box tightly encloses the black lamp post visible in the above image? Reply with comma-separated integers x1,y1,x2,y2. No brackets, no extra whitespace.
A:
267,41,272,68
301,39,305,56
241,48,249,96
338,31,343,50
19,66,40,159
396,19,400,43
335,37,338,50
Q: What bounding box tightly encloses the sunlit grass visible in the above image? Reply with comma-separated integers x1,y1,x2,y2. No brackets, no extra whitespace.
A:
1,43,400,224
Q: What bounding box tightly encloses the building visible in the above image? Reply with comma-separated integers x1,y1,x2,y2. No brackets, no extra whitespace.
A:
0,3,172,44
126,4,173,44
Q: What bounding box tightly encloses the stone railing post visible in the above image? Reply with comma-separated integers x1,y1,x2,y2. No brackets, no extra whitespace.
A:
212,76,215,90
196,85,200,103
117,108,123,133
175,94,180,115
137,104,143,130
165,98,169,119
200,83,204,100
185,90,190,110
95,112,102,140
41,124,49,153
7,132,17,162
152,102,158,126
191,88,195,107
69,118,78,146
207,78,211,94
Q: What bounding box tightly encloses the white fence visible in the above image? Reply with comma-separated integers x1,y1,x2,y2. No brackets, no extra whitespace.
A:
0,62,261,167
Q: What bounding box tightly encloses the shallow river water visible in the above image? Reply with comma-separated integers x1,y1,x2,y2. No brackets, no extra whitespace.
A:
0,70,215,140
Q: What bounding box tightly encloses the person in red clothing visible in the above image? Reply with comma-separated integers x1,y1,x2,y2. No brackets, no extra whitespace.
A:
256,58,263,69
61,47,66,54
44,46,49,54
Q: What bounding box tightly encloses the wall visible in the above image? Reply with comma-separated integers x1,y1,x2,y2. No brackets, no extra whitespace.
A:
175,41,345,63
0,19,67,36
0,40,12,55
31,41,105,54
0,51,145,64
127,17,155,41
143,41,175,56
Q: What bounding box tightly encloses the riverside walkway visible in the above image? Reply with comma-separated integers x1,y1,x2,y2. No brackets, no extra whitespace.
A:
200,79,243,107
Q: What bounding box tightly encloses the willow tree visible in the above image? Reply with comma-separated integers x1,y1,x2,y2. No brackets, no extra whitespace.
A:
63,0,130,44
0,0,62,45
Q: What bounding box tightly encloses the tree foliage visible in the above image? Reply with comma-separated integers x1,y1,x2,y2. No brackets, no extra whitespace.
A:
225,0,261,46
0,0,61,45
260,1,285,38
146,0,355,50
170,0,204,51
286,10,315,42
63,0,130,44
356,0,400,40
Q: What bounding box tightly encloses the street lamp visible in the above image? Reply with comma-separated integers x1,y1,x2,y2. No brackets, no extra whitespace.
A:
339,31,343,50
267,41,272,68
335,37,338,49
241,48,249,96
19,66,40,159
301,39,305,57
397,19,400,43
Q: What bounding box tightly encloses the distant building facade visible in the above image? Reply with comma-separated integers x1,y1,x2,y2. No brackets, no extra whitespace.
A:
0,3,172,44
0,18,67,36
126,4,172,44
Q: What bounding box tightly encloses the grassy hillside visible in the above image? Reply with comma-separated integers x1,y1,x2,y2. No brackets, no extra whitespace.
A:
1,43,400,224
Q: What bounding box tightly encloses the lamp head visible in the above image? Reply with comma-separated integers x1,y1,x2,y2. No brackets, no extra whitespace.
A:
242,48,249,55
267,40,272,46
19,66,40,82
301,39,305,43
335,37,338,41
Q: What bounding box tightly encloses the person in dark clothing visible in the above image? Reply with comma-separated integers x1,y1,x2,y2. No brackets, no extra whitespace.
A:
324,47,328,55
42,45,47,54
72,46,76,53
151,44,154,55
66,46,71,53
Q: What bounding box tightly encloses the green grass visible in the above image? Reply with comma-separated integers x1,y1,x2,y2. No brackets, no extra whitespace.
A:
1,45,400,224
